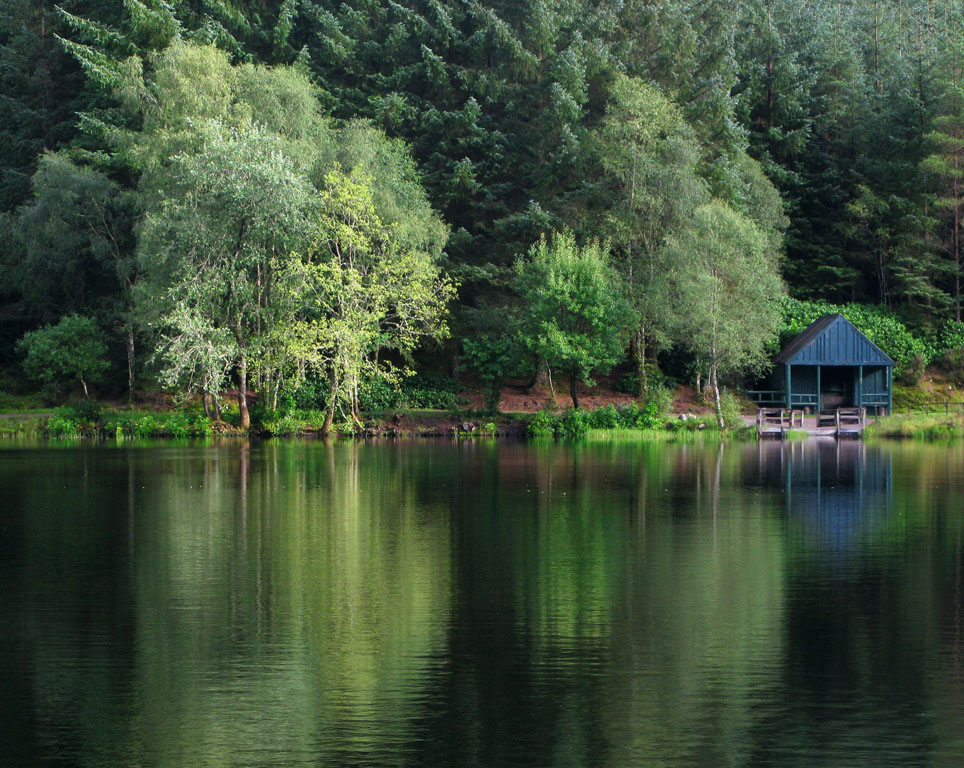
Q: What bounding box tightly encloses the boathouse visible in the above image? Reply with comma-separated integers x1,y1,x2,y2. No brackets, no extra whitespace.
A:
748,314,894,413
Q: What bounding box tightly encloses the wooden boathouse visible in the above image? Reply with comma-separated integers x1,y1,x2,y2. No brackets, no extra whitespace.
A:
748,314,895,414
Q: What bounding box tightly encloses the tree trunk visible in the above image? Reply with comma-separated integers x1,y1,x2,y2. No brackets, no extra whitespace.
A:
213,396,222,422
238,356,250,430
528,359,549,393
351,376,362,428
570,369,579,409
322,366,339,435
202,392,211,419
631,328,647,396
126,327,135,403
546,363,556,401
956,198,961,322
711,364,724,430
81,378,89,400
272,372,282,412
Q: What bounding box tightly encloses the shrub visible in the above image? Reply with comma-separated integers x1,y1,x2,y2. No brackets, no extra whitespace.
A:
939,320,964,353
46,415,80,437
358,377,398,411
588,403,620,429
292,374,331,410
263,413,300,435
616,402,642,428
941,347,964,386
133,415,160,437
63,399,103,424
527,409,557,437
398,375,461,409
556,409,591,440
896,354,925,386
17,315,109,399
463,336,517,412
719,391,744,430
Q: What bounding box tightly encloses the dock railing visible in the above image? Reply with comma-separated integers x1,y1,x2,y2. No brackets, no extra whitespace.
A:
757,408,804,436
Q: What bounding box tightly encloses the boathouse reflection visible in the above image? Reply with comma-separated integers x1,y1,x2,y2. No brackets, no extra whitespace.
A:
749,439,894,552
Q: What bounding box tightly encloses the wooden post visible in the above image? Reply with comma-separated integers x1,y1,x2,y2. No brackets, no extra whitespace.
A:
857,365,863,408
835,408,840,437
786,364,792,410
816,365,822,412
887,366,893,415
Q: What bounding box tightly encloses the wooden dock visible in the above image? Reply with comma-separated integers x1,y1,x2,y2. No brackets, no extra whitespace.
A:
757,408,867,438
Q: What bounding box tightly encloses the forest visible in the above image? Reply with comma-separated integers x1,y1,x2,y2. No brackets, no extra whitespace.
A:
3,0,964,431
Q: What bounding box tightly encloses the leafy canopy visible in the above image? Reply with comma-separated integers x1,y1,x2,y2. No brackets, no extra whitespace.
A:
18,314,109,398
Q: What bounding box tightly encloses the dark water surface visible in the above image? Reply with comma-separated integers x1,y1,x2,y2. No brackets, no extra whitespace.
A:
2,438,963,767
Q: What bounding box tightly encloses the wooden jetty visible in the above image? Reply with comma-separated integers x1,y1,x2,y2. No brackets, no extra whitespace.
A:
757,407,867,438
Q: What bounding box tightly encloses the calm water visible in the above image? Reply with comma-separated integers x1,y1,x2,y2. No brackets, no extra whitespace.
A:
1,438,963,767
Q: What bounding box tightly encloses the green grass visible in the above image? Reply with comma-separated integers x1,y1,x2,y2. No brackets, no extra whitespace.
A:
866,413,964,440
0,415,47,437
785,429,809,441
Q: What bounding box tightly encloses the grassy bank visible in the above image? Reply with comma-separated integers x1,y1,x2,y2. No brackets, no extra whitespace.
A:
866,413,964,440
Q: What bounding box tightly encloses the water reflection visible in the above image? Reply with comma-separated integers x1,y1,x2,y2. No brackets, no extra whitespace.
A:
1,439,963,767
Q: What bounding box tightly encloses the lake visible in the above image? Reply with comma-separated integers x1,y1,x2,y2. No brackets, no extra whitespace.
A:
2,438,963,767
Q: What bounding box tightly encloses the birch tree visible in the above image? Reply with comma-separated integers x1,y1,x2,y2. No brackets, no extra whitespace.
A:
655,201,784,428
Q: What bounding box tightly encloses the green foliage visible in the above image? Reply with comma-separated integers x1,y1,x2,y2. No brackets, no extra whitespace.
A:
526,395,673,438
940,348,964,385
291,373,331,410
356,375,462,412
101,410,212,437
719,392,745,431
556,409,592,440
46,414,81,438
462,334,519,413
515,231,631,406
128,44,453,430
8,0,964,408
262,412,301,436
656,199,784,427
526,409,557,438
17,315,109,398
938,321,964,352
399,376,462,410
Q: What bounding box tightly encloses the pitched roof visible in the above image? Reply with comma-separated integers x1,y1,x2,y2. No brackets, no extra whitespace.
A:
775,314,895,366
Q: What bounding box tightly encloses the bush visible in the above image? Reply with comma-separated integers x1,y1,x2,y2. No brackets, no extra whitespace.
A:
463,336,517,412
719,391,744,430
46,415,80,437
61,399,103,424
291,374,331,410
896,354,925,386
643,385,673,421
588,403,620,429
17,315,109,399
556,409,591,440
941,347,964,386
527,409,557,437
358,377,398,411
263,413,301,435
398,375,461,409
939,320,964,352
